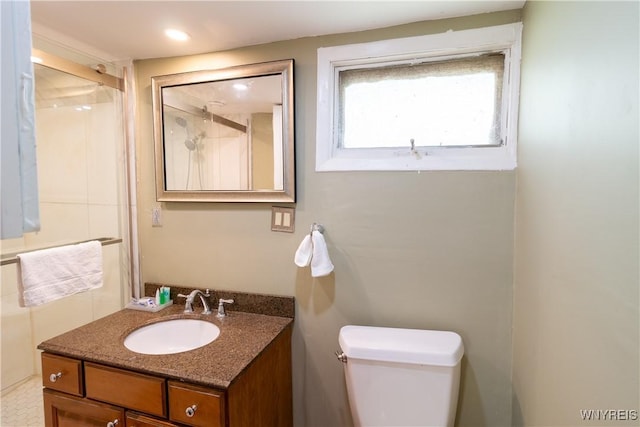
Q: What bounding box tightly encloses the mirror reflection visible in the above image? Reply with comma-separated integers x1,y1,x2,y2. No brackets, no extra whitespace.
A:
152,60,295,202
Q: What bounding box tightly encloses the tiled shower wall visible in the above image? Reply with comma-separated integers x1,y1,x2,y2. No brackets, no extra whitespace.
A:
0,97,128,392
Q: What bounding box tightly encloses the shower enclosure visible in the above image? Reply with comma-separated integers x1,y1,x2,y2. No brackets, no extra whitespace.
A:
0,40,133,402
163,106,252,191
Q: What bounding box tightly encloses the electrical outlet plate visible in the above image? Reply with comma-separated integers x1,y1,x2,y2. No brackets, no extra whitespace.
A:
271,206,295,233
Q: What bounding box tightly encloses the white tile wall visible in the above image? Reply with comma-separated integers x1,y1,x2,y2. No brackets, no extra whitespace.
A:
24,202,90,248
0,266,36,387
87,102,119,206
36,106,89,204
92,245,126,319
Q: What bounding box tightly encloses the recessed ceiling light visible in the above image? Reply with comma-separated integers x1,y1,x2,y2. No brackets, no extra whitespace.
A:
164,28,190,41
233,83,249,91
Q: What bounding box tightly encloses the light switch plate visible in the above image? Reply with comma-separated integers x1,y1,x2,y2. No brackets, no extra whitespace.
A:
151,207,162,227
271,206,295,233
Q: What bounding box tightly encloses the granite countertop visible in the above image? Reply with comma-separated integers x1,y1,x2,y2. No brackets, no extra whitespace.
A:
37,304,293,390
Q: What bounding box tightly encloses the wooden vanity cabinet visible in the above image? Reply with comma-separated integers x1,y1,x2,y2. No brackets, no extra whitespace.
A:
41,326,292,427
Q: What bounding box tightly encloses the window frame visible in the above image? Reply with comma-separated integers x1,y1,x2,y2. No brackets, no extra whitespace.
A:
315,23,523,171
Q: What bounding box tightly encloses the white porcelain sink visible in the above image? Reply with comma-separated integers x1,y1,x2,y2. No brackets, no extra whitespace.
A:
124,319,220,355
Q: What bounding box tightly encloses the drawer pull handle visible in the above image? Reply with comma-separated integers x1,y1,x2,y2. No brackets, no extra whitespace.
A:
49,372,62,382
185,404,198,417
106,419,119,427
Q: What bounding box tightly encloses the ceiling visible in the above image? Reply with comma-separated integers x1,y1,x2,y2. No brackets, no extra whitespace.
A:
30,1,525,62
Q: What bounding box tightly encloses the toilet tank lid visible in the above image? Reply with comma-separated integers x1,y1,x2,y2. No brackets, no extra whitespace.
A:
339,325,464,367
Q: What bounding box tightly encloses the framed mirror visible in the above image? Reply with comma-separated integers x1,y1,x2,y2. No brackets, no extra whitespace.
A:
152,59,295,202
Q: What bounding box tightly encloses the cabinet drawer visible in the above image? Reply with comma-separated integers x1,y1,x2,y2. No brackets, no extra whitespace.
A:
41,353,83,396
126,411,180,427
85,362,167,417
168,381,225,427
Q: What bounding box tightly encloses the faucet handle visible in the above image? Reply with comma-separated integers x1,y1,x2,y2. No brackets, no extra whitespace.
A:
216,298,234,317
177,293,195,313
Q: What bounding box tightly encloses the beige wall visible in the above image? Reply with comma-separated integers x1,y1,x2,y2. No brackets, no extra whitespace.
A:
514,1,639,425
135,11,521,426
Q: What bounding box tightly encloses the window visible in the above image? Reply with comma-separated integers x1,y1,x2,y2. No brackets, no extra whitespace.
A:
316,23,522,171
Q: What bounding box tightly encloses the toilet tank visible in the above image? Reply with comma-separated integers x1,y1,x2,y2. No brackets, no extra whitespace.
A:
339,325,464,427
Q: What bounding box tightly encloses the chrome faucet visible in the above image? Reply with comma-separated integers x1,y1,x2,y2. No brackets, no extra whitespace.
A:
177,289,212,314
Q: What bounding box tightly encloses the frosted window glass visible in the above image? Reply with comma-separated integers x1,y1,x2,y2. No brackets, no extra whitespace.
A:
339,55,504,149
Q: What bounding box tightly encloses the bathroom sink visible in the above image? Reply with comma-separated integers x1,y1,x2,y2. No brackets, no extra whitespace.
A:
124,319,220,355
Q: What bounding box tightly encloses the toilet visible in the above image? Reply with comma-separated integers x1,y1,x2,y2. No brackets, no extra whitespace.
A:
338,325,464,427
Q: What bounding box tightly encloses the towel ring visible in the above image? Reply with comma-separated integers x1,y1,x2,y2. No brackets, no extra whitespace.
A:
311,223,325,234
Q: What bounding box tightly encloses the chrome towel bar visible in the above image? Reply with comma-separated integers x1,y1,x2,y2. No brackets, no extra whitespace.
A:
0,237,122,266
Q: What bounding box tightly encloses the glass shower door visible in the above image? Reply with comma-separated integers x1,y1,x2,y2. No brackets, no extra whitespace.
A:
0,60,131,397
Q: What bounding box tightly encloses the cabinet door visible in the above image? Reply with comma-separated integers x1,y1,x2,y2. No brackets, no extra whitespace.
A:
43,388,124,427
126,411,180,427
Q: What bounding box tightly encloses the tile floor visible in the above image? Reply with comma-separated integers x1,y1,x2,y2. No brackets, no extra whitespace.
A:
0,376,44,427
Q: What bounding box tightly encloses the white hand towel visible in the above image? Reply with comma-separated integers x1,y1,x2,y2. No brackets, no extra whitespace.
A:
294,234,313,267
17,240,103,307
310,230,334,277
